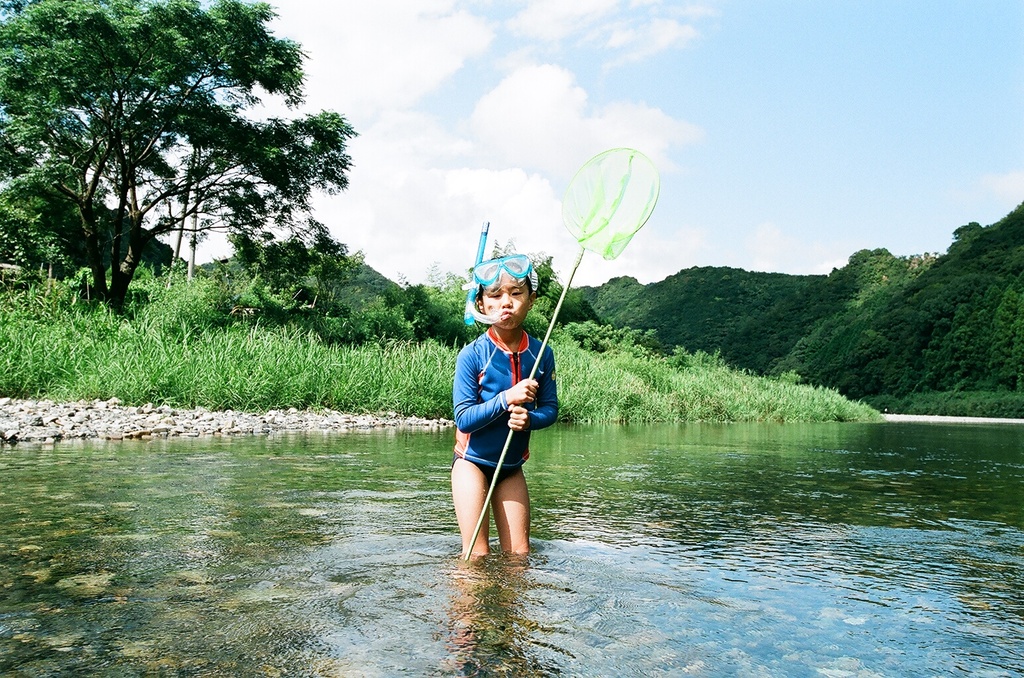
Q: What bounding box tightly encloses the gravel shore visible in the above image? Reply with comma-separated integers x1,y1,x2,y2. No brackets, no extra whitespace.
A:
0,397,453,446
5,398,1020,447
883,413,1024,425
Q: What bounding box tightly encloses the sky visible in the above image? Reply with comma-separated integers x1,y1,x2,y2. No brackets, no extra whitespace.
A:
200,0,1024,288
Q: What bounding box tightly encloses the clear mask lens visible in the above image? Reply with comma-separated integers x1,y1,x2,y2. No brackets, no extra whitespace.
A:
472,254,532,286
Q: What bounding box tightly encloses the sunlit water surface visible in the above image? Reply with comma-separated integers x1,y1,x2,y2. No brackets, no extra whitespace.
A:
1,422,1022,676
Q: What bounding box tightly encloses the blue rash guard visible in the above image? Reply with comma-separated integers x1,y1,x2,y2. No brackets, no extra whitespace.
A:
453,327,558,471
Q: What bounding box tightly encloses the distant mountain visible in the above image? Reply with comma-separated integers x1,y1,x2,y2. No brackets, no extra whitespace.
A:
580,202,1024,409
339,261,401,308
791,203,1024,400
581,268,821,371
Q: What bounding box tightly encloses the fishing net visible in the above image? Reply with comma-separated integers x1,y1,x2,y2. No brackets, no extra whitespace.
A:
561,148,660,260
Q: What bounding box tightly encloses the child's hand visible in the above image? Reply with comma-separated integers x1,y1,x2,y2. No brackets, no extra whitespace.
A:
505,378,538,406
507,405,531,431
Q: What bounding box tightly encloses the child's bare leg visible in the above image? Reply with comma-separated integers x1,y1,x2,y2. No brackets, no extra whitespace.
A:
492,469,530,554
451,458,491,557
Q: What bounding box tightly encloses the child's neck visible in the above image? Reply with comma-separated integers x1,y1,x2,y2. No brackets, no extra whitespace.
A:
489,325,525,351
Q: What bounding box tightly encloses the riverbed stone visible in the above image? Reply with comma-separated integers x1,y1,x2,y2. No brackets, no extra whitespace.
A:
0,397,453,446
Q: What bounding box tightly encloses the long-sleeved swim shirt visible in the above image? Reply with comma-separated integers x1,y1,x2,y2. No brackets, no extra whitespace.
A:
452,327,558,470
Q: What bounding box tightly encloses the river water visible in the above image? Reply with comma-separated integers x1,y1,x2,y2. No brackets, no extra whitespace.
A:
1,422,1022,676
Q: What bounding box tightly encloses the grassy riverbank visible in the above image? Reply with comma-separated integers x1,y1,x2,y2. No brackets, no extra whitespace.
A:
0,282,879,423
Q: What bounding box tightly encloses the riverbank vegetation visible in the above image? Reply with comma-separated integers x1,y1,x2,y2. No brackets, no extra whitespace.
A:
583,203,1024,418
0,271,878,423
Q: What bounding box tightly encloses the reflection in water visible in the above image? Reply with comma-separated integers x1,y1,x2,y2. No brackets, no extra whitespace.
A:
0,423,1022,675
443,554,557,677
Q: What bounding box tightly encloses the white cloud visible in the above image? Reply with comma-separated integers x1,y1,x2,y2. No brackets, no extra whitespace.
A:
270,0,494,122
570,224,706,286
671,4,721,20
605,18,699,65
508,1,706,66
304,110,566,286
469,64,702,177
507,0,620,42
743,222,852,275
469,65,591,175
309,100,699,287
200,1,706,287
595,101,703,168
193,1,1020,291
978,170,1024,207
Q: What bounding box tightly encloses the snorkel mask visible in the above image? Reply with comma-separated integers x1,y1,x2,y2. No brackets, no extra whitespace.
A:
472,254,537,288
463,223,539,325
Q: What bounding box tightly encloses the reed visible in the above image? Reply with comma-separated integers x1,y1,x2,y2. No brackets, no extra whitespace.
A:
0,289,879,423
551,340,878,423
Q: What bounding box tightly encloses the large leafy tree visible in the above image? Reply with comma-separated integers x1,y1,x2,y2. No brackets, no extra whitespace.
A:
0,177,79,272
0,0,356,306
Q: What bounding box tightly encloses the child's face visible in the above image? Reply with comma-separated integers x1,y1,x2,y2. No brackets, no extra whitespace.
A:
478,274,535,329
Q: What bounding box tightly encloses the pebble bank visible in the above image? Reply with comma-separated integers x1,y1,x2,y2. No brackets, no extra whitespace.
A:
0,397,453,446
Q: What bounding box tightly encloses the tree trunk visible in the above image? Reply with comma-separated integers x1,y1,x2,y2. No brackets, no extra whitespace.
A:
80,203,109,301
169,212,185,288
188,212,197,281
109,232,145,308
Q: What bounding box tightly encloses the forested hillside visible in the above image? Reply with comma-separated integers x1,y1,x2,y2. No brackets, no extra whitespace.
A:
582,203,1024,416
584,268,820,365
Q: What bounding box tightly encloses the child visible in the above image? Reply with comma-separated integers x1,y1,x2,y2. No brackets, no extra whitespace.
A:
452,254,558,558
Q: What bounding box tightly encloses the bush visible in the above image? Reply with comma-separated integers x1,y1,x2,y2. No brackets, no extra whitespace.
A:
128,275,232,340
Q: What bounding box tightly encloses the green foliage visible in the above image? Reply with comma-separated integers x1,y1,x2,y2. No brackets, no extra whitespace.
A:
0,280,878,423
814,204,1024,400
0,0,356,306
391,284,463,344
228,229,361,316
357,296,414,341
126,274,232,341
0,181,75,272
580,275,652,331
550,337,877,424
581,267,824,372
558,320,663,356
581,203,1024,416
990,281,1024,389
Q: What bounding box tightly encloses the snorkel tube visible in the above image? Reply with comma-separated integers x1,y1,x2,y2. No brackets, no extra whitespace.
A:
464,221,500,325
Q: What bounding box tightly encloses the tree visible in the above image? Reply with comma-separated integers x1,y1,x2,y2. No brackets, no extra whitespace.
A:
229,228,361,314
0,178,78,272
990,279,1024,390
0,174,173,278
0,0,356,307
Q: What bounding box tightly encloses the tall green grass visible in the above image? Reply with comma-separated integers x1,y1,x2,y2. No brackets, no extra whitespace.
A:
552,340,878,423
0,282,879,423
0,313,457,417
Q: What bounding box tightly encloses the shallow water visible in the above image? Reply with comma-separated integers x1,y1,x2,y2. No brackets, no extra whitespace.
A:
1,422,1022,676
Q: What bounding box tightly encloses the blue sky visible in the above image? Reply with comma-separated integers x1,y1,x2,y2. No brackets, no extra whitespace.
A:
211,0,1024,287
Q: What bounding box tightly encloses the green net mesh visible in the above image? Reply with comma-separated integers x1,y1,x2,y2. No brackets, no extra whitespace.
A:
561,148,660,260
